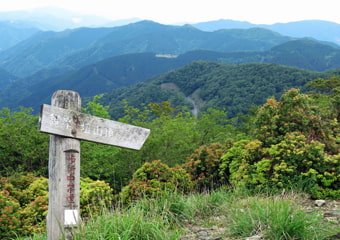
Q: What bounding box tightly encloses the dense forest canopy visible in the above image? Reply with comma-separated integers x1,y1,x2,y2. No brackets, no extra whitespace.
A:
100,61,340,119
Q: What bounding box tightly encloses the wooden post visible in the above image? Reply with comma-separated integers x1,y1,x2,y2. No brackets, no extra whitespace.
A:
40,90,150,240
47,90,81,240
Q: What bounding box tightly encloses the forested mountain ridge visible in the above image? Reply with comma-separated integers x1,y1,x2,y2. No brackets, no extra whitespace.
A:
0,52,185,111
1,20,340,114
193,19,340,45
2,38,340,113
100,61,339,119
0,21,39,51
62,21,292,67
215,39,340,71
0,20,293,77
0,27,114,77
179,39,340,71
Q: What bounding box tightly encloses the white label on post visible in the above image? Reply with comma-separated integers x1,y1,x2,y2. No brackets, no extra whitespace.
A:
64,210,79,225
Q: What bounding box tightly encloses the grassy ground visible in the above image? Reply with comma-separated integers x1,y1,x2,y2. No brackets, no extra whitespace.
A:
18,187,339,240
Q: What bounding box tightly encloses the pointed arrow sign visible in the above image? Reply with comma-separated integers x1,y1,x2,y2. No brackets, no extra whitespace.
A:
39,104,150,150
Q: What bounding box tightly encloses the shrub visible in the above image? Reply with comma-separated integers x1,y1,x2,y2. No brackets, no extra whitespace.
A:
0,190,21,238
184,143,226,190
80,177,114,218
219,89,340,198
254,88,339,153
19,177,49,235
121,160,193,204
20,195,48,235
219,139,263,187
0,174,115,238
1,173,36,204
221,133,339,198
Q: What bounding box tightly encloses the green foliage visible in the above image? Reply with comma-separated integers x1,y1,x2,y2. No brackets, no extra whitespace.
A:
18,177,49,234
81,141,121,191
105,61,331,119
307,75,340,121
80,177,114,218
0,174,47,237
82,94,110,119
74,207,181,240
228,196,328,239
134,191,194,226
0,174,114,238
184,143,227,191
254,88,339,152
20,195,48,235
105,101,236,192
220,89,340,198
136,108,199,166
220,139,262,186
121,160,193,204
80,96,122,192
0,174,37,204
15,188,339,240
0,189,21,238
268,39,340,71
0,107,49,176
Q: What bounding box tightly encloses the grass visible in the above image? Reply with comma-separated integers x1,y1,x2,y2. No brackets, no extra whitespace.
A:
74,208,181,240
228,196,327,239
17,187,339,240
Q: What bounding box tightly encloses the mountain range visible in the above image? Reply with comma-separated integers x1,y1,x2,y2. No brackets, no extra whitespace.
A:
0,11,340,116
1,7,340,49
193,19,340,46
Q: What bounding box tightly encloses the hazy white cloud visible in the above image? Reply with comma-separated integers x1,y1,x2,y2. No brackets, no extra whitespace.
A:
0,0,339,24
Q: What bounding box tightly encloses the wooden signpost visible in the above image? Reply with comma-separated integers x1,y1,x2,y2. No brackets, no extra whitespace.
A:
39,90,150,240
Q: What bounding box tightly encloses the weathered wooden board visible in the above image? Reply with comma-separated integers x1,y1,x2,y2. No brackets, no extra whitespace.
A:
39,104,150,150
46,90,81,240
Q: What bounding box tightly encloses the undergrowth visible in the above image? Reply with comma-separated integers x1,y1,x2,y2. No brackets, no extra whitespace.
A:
17,187,339,240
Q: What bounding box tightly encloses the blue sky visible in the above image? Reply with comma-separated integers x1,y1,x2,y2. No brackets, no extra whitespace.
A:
0,0,339,24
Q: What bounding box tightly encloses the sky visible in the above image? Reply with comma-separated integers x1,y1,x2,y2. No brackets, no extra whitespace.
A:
0,0,339,25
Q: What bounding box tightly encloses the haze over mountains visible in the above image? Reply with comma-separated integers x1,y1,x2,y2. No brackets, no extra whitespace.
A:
1,7,340,49
0,7,340,116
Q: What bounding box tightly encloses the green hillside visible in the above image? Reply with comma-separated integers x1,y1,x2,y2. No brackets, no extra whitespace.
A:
184,39,340,71
0,67,17,88
0,52,184,111
0,27,113,77
267,39,340,71
2,37,340,112
101,61,338,119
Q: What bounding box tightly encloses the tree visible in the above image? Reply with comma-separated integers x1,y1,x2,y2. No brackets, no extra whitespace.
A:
0,107,48,176
307,76,340,121
81,96,121,191
82,94,110,119
254,88,339,154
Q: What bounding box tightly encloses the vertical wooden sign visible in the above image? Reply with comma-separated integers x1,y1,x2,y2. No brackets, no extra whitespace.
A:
47,90,81,240
40,90,150,240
